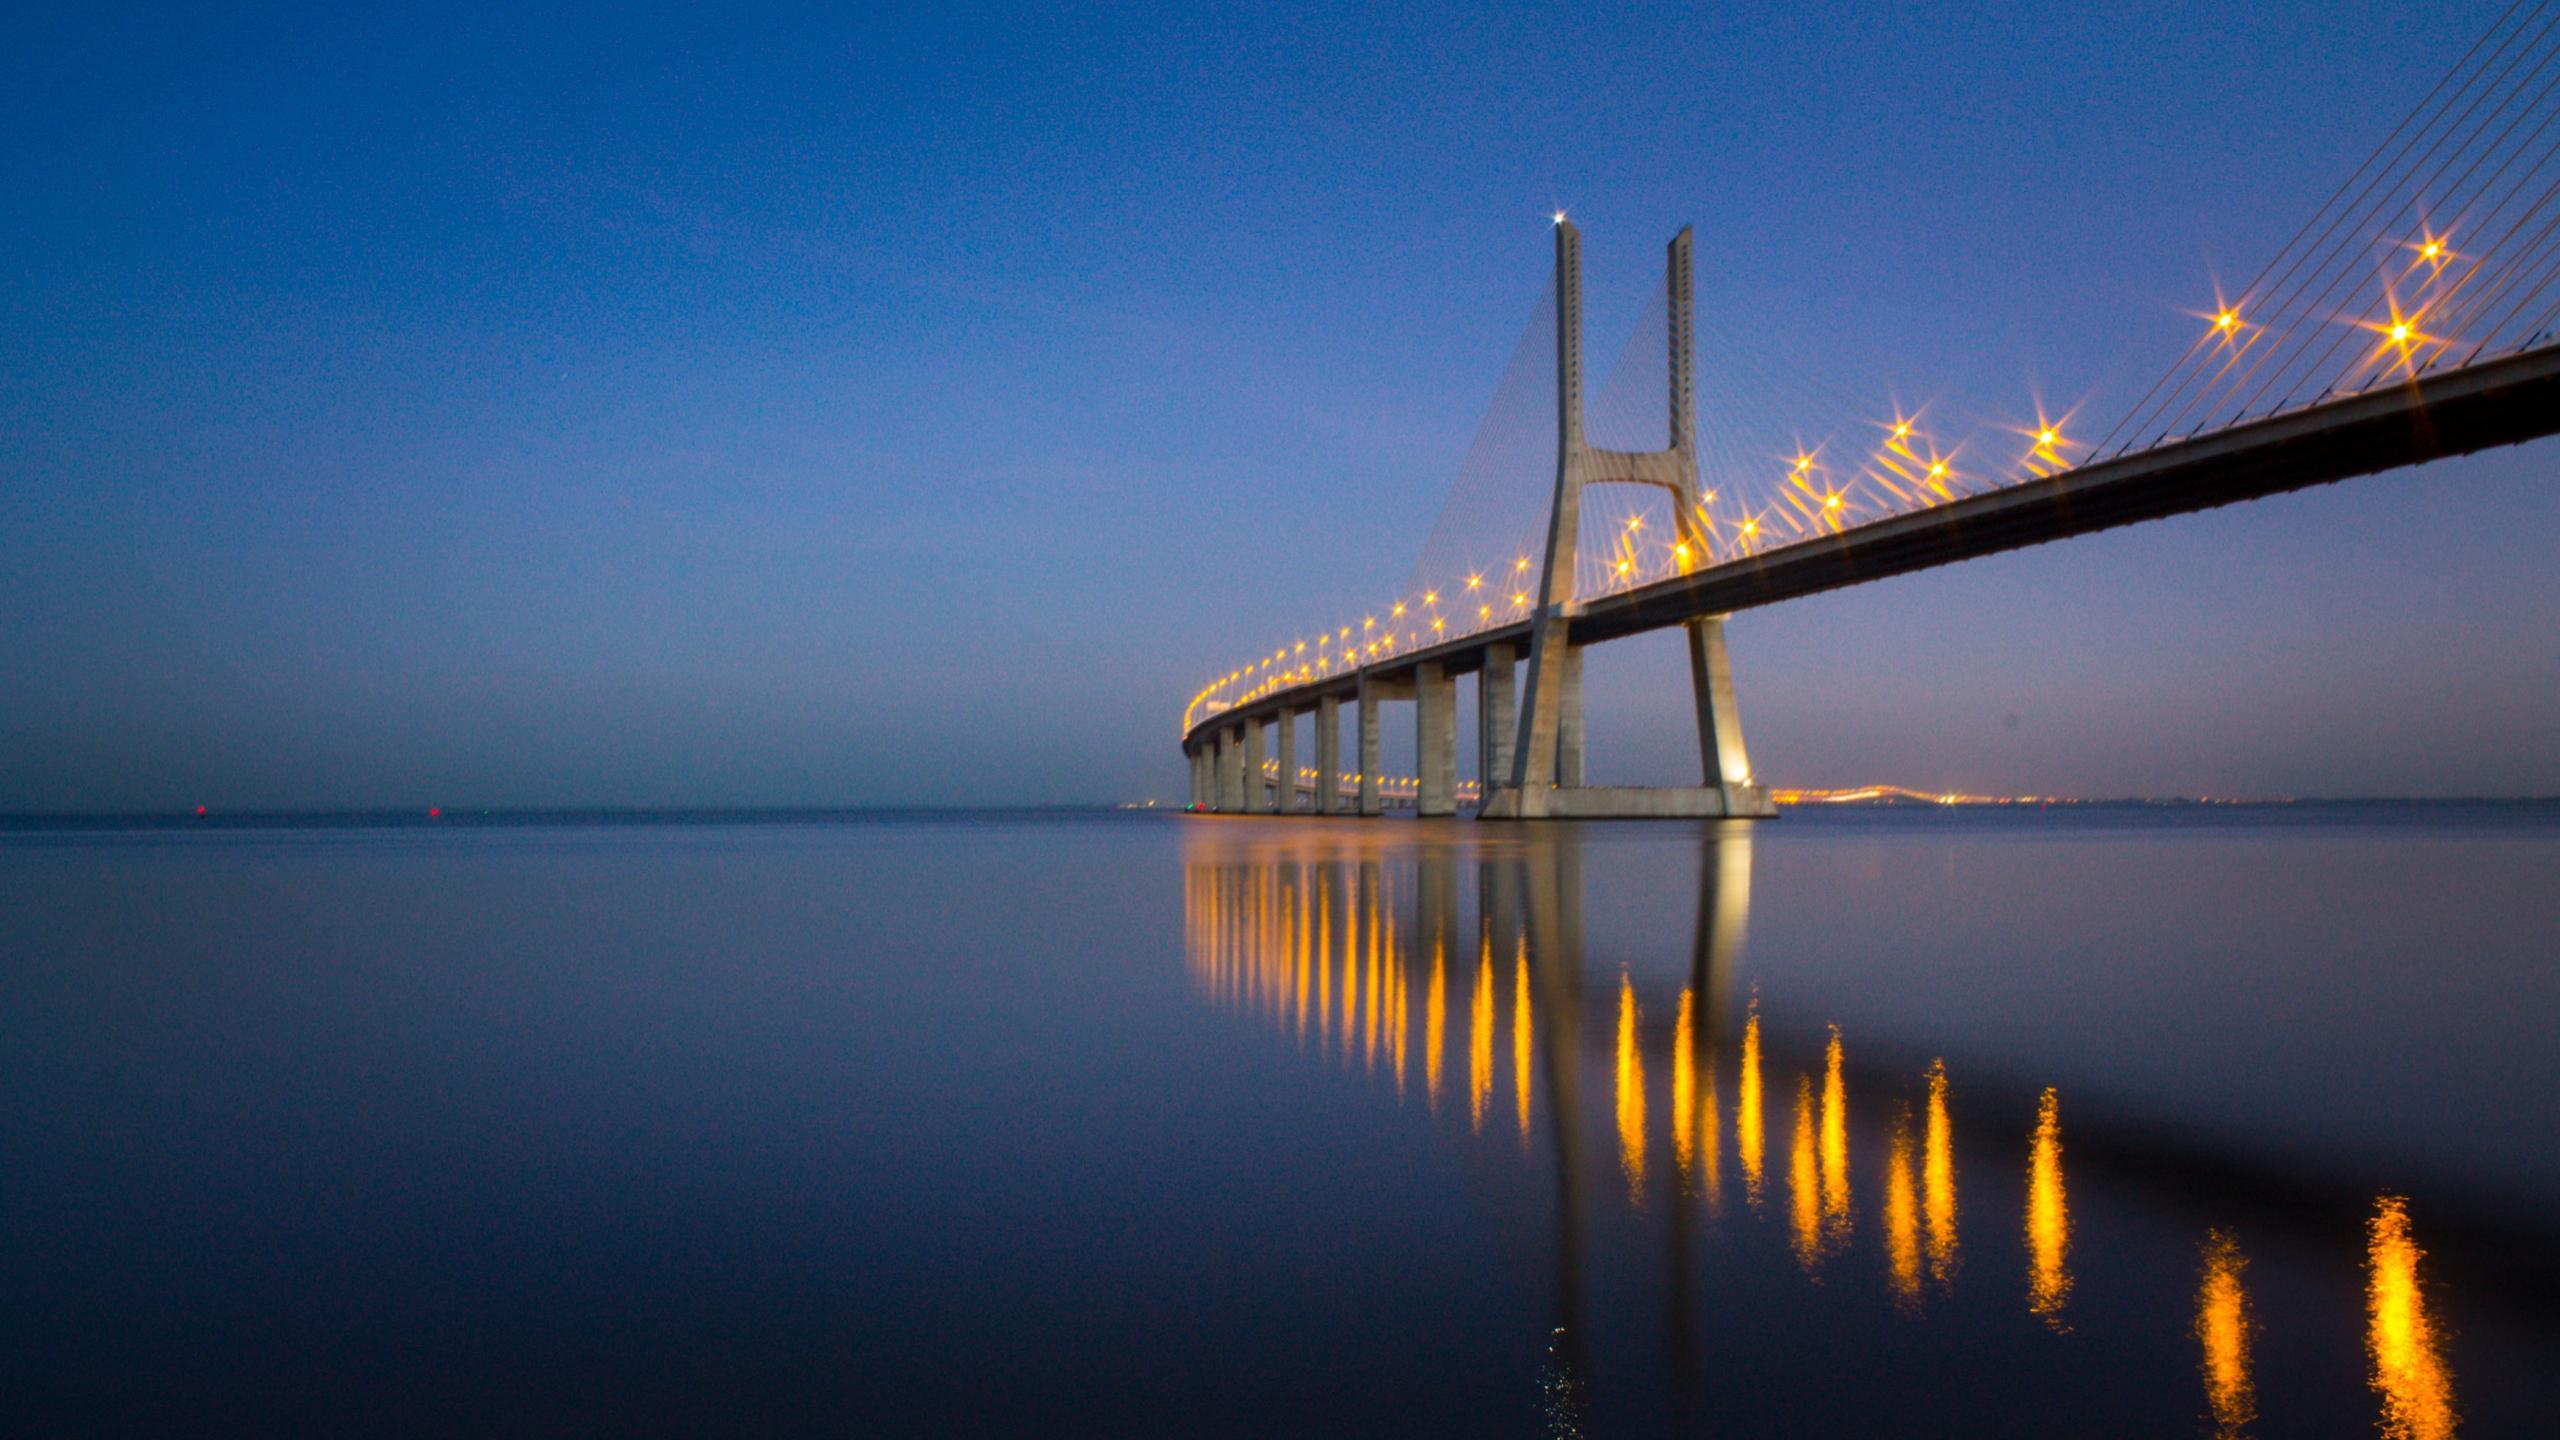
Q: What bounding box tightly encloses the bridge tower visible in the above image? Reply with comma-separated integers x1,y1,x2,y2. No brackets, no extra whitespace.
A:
1479,221,1776,820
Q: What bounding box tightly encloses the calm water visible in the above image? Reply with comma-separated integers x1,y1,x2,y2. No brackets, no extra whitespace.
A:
2,807,2554,1435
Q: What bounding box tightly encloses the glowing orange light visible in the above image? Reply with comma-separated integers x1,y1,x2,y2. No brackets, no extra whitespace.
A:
1391,603,1405,617
1928,461,1948,478
2214,309,2238,332
2038,428,2058,446
1465,574,1482,590
1892,420,1913,439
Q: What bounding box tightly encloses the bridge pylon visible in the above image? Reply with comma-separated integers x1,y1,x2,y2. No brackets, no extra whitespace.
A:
1479,221,1775,821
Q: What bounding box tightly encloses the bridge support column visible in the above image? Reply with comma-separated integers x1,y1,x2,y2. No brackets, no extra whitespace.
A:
1242,717,1271,813
1315,695,1342,814
1555,644,1585,788
1478,644,1516,807
1356,676,1382,816
1188,746,1207,809
1687,617,1766,812
1417,661,1456,817
1216,725,1243,812
1276,710,1298,813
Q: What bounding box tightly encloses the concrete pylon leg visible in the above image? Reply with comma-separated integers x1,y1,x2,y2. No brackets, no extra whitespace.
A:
1315,695,1342,814
1241,718,1269,814
1417,662,1456,817
1687,616,1753,805
1276,710,1299,814
1357,677,1382,816
1188,748,1206,809
1217,726,1243,811
1479,645,1516,806
1555,644,1586,788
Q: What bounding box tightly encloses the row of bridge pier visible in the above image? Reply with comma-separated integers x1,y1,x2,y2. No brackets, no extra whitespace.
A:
1188,640,1592,816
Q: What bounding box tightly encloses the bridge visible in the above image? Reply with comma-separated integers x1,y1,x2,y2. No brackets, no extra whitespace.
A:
1182,5,2560,819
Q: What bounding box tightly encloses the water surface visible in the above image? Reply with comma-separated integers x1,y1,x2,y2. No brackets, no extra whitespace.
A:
1,807,2551,1435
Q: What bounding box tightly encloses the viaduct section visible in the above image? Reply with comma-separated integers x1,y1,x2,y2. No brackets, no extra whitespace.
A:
1183,224,2560,820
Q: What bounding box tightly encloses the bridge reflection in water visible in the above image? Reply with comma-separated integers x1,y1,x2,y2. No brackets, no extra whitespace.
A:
1180,822,2465,1435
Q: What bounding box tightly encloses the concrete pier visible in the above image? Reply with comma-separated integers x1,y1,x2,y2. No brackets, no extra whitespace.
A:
1275,710,1298,813
1315,695,1342,814
1417,661,1456,817
1554,643,1585,788
1687,616,1763,813
1242,718,1270,814
1216,725,1243,812
1356,676,1382,816
1478,644,1516,807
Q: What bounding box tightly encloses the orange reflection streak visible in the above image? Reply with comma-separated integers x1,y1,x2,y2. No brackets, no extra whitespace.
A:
2198,1230,2255,1439
2027,1087,2072,1327
1425,939,1448,1110
1364,895,1383,1069
1315,882,1332,1048
1615,975,1647,1202
1738,1003,1766,1207
1337,882,1357,1052
1820,1026,1851,1247
1512,939,1533,1141
1469,941,1493,1133
2368,1196,2457,1440
1923,1060,1958,1288
1673,990,1698,1186
1295,879,1311,1041
1389,935,1409,1096
1885,1107,1921,1311
1788,1074,1820,1269
1697,1019,1721,1216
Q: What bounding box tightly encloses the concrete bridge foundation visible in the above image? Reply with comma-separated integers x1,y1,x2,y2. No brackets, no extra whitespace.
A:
1418,662,1456,817
1216,725,1243,812
1275,709,1298,813
1315,695,1342,814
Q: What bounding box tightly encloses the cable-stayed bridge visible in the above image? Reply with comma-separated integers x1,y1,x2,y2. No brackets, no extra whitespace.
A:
1183,2,2560,819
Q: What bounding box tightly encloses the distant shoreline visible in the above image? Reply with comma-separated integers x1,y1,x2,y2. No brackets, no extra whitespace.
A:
4,796,2558,832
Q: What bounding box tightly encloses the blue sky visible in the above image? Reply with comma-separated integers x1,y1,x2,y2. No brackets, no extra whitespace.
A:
4,0,2554,807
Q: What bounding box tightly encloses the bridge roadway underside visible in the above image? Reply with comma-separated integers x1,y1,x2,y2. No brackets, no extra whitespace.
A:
1183,342,2560,804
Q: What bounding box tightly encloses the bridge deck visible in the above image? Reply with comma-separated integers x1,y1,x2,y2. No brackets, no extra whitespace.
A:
1186,341,2560,749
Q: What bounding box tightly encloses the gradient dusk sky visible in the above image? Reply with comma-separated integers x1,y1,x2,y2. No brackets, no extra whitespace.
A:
6,0,2556,809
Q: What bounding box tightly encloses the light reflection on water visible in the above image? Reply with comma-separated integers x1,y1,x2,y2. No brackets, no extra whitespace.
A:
1179,818,2531,1435
2369,1196,2458,1440
1614,975,1646,1202
2026,1086,2073,1328
2198,1229,2256,1439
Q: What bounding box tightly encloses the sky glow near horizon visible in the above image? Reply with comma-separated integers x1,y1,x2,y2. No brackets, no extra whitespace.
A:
4,0,2557,808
